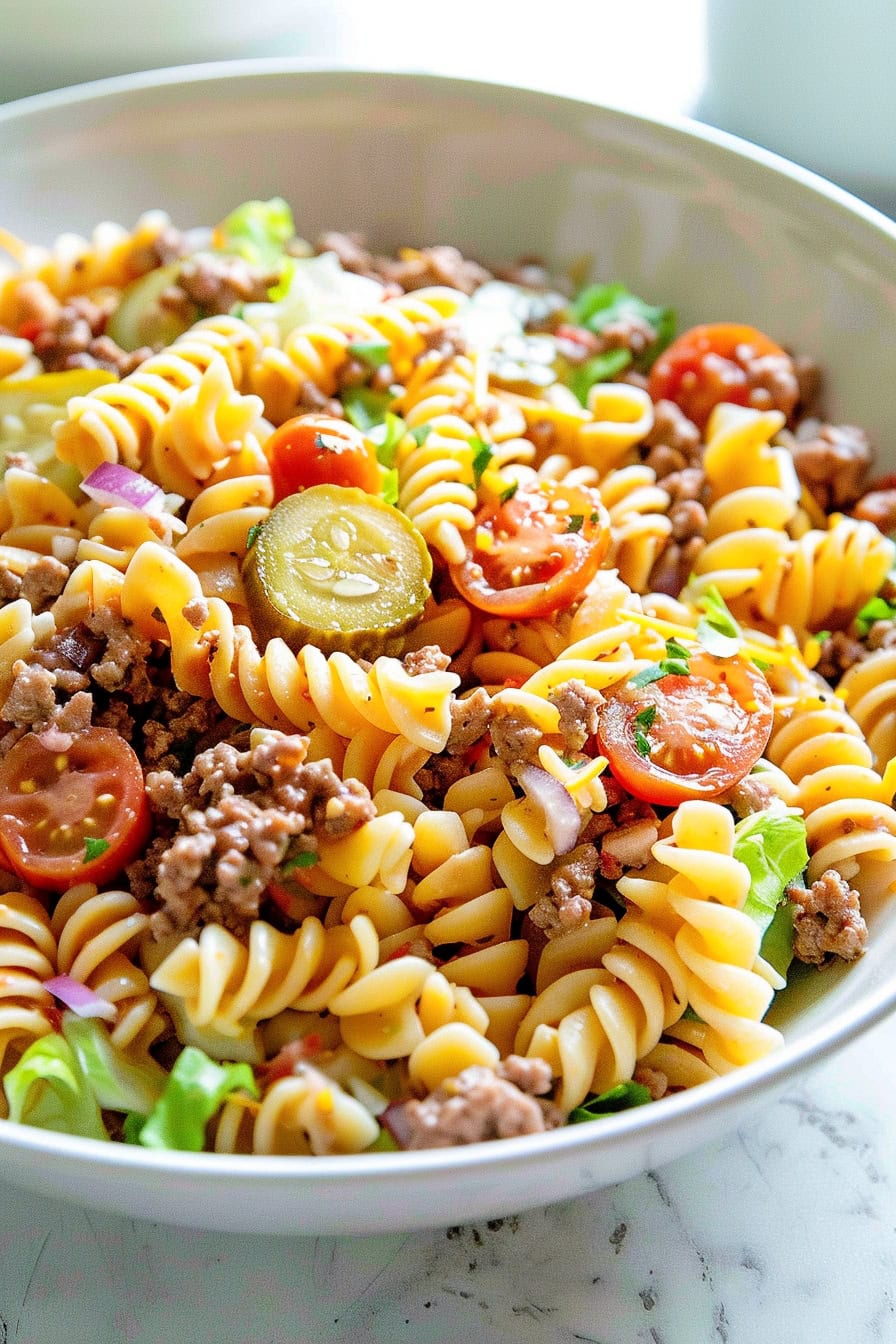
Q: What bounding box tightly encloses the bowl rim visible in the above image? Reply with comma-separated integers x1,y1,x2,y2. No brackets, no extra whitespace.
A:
1,56,896,1185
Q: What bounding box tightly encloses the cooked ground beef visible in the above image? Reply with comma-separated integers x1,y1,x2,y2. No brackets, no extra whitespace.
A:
0,659,57,727
397,1058,562,1148
146,731,375,939
402,644,452,677
166,252,280,315
722,775,786,819
790,421,874,513
788,869,868,965
445,687,493,757
529,843,601,938
633,1064,669,1100
32,294,152,376
489,700,543,772
549,679,604,753
852,486,896,535
0,567,22,601
814,630,871,684
84,607,155,701
642,399,702,477
742,348,800,420
19,556,70,614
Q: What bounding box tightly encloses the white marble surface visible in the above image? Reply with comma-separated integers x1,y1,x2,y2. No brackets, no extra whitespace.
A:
2,1010,894,1344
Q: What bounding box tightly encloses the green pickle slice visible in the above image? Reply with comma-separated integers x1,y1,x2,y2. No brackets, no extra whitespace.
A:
243,484,433,659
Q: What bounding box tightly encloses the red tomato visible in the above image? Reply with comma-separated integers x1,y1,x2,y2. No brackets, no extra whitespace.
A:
0,729,150,891
264,413,380,502
450,481,610,618
647,322,791,429
597,653,774,806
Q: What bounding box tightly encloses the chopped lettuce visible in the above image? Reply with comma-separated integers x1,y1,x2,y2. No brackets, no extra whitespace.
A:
368,412,406,468
342,385,394,433
569,347,632,406
244,252,385,340
61,1013,167,1116
855,593,896,636
733,811,809,935
4,1033,107,1140
570,282,675,370
733,811,809,981
216,197,295,268
568,1080,652,1124
126,1047,258,1152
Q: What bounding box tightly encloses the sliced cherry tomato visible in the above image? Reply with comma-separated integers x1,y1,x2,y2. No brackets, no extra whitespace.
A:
597,652,773,806
450,480,610,618
264,413,380,502
0,728,150,891
647,322,792,429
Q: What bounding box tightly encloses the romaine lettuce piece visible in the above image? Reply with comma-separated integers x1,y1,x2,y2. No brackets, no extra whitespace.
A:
4,1033,107,1140
126,1047,258,1152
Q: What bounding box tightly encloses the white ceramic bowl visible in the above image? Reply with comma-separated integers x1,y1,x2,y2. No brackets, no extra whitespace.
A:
2,62,896,1236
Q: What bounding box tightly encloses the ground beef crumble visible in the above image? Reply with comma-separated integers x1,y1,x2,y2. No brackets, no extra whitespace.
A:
397,1057,562,1148
145,732,375,940
548,679,603,753
788,869,868,965
789,421,874,513
529,843,601,938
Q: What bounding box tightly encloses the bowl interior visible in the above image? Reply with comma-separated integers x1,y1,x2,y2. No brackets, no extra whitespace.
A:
1,63,895,1232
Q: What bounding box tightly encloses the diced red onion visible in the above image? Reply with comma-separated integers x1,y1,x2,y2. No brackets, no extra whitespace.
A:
517,764,581,855
44,974,117,1021
380,1101,413,1149
81,463,165,515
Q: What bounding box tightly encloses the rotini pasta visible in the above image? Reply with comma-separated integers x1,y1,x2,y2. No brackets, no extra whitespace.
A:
0,199,891,1159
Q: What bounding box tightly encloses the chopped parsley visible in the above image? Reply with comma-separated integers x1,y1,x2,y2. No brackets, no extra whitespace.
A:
246,522,263,550
281,851,318,873
695,585,742,657
634,705,657,731
634,729,652,758
500,481,519,503
629,638,691,689
83,837,110,864
566,514,584,533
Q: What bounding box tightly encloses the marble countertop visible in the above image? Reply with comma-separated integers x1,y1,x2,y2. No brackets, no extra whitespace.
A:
2,1009,894,1344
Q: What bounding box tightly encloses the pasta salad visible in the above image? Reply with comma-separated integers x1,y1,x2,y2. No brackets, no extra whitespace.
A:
0,198,892,1155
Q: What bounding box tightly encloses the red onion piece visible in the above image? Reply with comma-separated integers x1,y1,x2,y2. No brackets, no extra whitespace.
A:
81,463,165,515
43,974,117,1020
380,1101,413,1149
517,764,581,855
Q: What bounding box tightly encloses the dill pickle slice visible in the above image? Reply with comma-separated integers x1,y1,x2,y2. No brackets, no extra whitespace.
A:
243,484,433,659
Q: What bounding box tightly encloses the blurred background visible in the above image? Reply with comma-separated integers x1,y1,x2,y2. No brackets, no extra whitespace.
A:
1,0,894,216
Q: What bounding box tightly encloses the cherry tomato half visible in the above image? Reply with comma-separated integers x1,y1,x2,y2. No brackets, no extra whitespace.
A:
647,322,792,429
264,413,380,502
597,653,774,806
450,481,610,619
0,728,150,891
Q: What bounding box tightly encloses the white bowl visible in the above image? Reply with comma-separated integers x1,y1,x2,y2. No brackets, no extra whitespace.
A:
2,62,896,1236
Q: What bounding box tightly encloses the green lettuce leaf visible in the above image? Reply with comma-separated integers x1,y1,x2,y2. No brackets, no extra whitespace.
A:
570,282,675,370
759,900,798,980
368,412,407,468
342,386,394,433
567,1080,652,1124
127,1047,258,1152
4,1033,107,1140
568,347,632,406
733,810,809,935
61,1013,167,1116
216,197,295,267
855,594,896,637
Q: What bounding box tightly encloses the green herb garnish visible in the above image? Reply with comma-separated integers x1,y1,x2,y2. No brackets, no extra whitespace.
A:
696,585,742,657
281,851,318,873
348,340,391,370
634,705,657,731
629,639,691,689
83,837,110,864
568,347,632,407
246,522,263,550
634,730,652,758
342,386,394,432
471,437,494,485
500,481,519,503
570,282,675,371
566,514,584,533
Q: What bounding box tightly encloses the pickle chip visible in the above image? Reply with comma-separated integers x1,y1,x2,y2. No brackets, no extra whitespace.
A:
243,484,433,659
